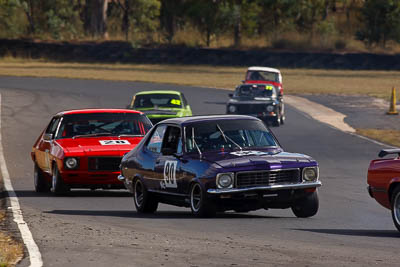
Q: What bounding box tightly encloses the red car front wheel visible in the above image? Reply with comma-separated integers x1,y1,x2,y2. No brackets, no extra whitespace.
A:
51,165,69,196
34,164,50,192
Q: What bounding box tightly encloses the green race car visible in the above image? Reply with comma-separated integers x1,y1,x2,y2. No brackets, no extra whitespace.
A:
127,90,192,124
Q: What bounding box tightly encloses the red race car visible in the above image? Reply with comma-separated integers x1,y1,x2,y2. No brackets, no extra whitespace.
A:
31,109,152,195
244,66,283,96
367,149,400,231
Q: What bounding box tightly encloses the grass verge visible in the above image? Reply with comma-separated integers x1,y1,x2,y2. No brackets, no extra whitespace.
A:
0,60,400,99
0,230,23,267
356,129,400,148
0,177,24,266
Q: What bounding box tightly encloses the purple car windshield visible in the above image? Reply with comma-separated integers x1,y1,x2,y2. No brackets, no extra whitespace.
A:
185,120,277,153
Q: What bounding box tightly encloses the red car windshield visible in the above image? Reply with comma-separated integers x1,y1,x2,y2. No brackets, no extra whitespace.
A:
56,113,152,139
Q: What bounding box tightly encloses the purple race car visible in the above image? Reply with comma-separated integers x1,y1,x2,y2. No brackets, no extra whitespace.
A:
119,115,321,217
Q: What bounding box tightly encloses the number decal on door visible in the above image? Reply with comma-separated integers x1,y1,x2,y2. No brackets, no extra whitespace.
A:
161,160,178,189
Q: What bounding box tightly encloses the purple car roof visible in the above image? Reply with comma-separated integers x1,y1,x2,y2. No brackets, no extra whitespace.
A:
160,115,261,126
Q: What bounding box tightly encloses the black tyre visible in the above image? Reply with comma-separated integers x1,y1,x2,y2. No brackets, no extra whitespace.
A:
133,178,158,213
280,114,285,125
391,186,400,232
291,191,319,218
190,183,216,217
51,165,69,195
34,164,50,192
272,113,281,127
280,104,285,125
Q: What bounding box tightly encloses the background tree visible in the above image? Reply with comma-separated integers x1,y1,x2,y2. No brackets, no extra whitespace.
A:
0,0,399,50
20,0,35,34
238,1,260,42
116,0,160,41
257,0,297,40
116,0,131,40
0,0,25,37
294,0,326,39
84,0,109,39
43,0,81,39
186,0,225,46
224,0,244,47
357,0,400,47
159,0,186,43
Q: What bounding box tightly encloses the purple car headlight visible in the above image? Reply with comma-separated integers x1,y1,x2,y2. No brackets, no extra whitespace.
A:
302,167,319,182
216,173,234,189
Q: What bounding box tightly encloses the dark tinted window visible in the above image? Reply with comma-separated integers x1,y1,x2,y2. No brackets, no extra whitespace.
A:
246,71,279,82
185,119,277,153
55,113,152,139
161,126,182,155
134,94,183,108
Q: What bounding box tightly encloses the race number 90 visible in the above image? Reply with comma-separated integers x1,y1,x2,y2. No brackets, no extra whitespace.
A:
163,160,178,188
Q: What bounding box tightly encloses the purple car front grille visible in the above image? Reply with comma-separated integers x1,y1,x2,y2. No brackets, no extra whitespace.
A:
236,169,300,188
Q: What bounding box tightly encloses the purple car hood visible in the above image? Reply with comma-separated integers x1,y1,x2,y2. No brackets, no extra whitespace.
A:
197,149,315,170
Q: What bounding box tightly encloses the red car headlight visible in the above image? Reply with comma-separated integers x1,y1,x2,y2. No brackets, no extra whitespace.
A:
64,157,79,170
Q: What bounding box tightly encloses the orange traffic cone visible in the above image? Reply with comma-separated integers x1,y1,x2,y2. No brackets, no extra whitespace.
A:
387,87,398,115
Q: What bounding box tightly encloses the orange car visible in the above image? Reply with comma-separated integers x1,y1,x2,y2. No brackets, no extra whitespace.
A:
31,109,152,195
367,149,400,231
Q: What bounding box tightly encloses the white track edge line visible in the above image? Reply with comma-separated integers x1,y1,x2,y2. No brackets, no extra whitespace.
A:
0,94,43,267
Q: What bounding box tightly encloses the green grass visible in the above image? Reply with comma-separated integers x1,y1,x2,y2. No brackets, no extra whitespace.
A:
0,175,23,266
356,129,400,147
0,211,24,266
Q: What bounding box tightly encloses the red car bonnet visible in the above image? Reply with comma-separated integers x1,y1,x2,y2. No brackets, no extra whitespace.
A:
55,136,143,156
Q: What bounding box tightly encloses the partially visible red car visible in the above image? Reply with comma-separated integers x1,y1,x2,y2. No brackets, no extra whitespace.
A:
31,109,152,195
367,149,400,231
244,66,283,96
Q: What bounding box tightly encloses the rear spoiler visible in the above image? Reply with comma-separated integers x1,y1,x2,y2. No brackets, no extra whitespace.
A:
378,149,400,158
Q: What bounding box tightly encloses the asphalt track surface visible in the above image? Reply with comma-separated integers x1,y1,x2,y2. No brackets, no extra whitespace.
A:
0,76,399,266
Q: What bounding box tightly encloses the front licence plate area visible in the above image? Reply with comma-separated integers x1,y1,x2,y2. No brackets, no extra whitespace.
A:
63,170,122,184
217,189,293,201
88,157,122,171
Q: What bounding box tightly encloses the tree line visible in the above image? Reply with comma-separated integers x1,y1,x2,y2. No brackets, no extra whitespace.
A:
1,0,400,49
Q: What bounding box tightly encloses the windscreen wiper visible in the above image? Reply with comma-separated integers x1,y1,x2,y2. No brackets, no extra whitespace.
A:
192,127,202,158
118,134,144,137
73,132,113,139
216,124,242,151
